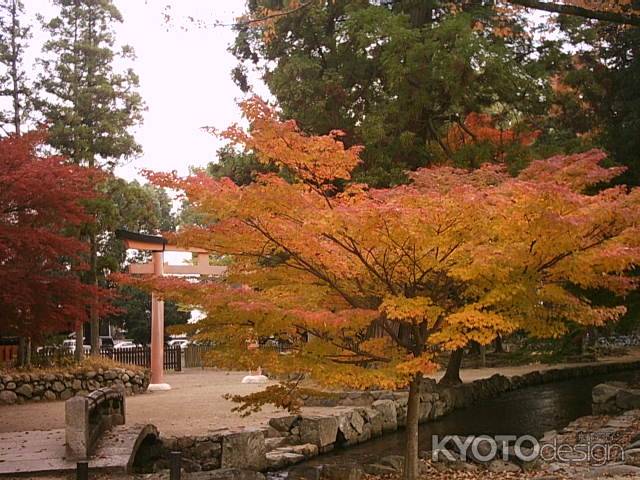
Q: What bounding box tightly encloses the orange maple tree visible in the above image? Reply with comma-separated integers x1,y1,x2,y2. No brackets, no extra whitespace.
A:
123,97,640,479
443,112,540,164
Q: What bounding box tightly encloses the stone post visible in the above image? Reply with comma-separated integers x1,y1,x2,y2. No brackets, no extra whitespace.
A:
65,396,89,460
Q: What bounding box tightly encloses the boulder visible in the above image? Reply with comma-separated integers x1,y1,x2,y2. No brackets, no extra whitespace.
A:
321,464,363,480
52,381,65,393
189,469,266,480
221,429,267,472
593,383,622,403
379,455,404,471
363,464,398,476
592,383,625,413
432,400,447,419
419,400,432,422
178,436,196,449
361,407,383,438
43,390,56,401
502,445,540,471
263,426,283,439
583,464,640,478
264,437,289,451
194,440,222,459
286,443,319,458
627,438,640,451
265,451,304,469
449,461,479,472
60,389,74,401
299,416,338,449
625,448,640,467
342,392,374,406
288,466,321,480
15,383,33,398
396,398,408,426
336,410,365,445
616,389,640,411
487,459,521,473
268,415,298,433
371,399,398,432
0,390,17,404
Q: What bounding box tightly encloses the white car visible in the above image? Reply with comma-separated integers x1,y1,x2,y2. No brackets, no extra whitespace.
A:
114,341,137,350
167,339,190,350
62,339,91,354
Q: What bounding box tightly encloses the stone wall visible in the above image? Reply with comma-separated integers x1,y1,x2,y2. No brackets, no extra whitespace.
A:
156,359,640,474
0,366,150,405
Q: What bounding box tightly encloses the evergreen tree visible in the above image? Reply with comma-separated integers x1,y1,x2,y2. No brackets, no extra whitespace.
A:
108,286,191,346
37,0,144,357
232,1,549,186
0,0,31,135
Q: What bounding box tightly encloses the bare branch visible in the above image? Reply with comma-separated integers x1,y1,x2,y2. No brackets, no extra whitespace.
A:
504,0,640,27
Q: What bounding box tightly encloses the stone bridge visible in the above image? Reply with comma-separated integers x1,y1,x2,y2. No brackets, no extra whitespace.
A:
0,386,158,477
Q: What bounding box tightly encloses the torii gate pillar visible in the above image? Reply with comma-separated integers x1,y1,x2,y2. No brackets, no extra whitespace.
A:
150,251,169,391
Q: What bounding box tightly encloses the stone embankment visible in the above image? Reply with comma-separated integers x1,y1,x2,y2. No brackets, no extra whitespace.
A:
151,360,640,476
0,366,150,404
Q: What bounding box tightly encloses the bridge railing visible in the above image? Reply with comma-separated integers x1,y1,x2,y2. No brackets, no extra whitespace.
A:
65,386,126,460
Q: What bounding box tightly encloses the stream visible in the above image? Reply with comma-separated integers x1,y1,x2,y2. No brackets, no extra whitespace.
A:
270,369,640,477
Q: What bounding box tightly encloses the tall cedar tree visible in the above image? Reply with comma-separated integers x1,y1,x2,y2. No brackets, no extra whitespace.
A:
0,132,104,342
0,0,31,135
232,1,548,187
37,0,144,356
121,98,640,480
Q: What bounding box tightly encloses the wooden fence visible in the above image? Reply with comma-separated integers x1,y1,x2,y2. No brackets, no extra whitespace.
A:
184,344,215,368
0,345,17,365
33,346,182,371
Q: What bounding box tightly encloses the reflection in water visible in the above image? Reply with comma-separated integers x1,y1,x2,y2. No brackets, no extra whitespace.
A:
290,370,640,469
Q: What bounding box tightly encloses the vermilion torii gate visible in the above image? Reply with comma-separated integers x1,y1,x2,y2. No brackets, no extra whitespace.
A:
116,230,226,391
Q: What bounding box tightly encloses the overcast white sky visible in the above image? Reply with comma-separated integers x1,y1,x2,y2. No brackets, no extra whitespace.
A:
26,0,266,182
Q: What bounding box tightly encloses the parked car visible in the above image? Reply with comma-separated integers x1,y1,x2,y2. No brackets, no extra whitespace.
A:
100,336,115,348
167,339,190,350
61,339,91,354
114,341,137,350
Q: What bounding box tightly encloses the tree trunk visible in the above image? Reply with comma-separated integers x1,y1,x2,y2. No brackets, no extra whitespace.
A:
403,372,422,480
10,0,21,136
89,234,100,356
17,336,25,367
479,344,486,368
494,334,504,354
439,348,463,385
25,337,31,367
74,322,84,362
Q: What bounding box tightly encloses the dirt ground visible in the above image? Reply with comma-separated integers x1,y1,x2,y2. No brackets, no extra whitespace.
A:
1,349,639,437
0,370,336,436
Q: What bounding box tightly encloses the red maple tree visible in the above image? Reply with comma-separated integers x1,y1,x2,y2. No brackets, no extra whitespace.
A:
0,132,105,341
